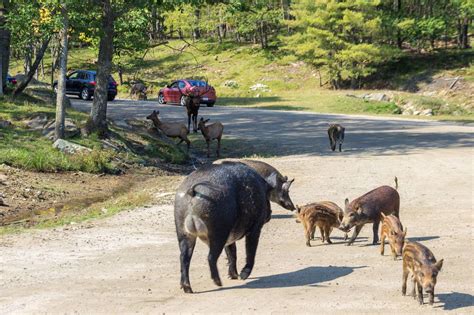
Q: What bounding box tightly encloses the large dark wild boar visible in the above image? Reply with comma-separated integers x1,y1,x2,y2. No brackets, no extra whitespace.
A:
402,241,443,305
380,213,406,259
174,162,289,293
340,178,400,245
238,160,295,210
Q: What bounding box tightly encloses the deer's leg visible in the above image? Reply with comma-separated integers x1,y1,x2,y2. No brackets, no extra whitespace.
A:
216,137,221,157
206,139,210,158
187,114,191,134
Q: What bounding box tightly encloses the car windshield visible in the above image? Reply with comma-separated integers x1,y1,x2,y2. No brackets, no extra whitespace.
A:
188,80,208,87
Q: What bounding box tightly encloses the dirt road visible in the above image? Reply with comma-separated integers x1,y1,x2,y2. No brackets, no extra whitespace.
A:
1,101,473,313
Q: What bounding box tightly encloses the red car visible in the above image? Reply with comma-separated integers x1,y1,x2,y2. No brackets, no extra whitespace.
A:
158,79,217,107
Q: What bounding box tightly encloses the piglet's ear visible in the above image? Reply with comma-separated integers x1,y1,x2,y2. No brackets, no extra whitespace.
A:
344,198,349,207
403,227,407,237
265,172,278,189
435,259,444,271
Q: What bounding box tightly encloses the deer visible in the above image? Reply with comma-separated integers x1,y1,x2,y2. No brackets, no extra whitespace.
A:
178,82,212,133
146,110,190,151
197,117,224,158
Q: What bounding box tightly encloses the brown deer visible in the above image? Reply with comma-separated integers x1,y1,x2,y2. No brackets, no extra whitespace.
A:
197,117,224,158
146,110,190,151
178,83,211,133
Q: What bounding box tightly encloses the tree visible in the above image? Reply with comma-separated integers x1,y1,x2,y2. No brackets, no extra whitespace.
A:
284,0,387,88
0,0,10,95
55,1,68,140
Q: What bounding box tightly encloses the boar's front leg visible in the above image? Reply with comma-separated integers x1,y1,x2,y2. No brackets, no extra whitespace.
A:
347,225,363,246
417,281,424,305
178,234,197,293
372,219,380,244
225,243,239,279
240,228,262,280
402,263,409,296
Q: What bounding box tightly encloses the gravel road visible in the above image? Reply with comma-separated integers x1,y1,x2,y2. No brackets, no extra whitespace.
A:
1,99,472,313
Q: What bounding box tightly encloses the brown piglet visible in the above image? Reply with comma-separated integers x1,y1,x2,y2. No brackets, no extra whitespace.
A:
402,241,443,305
296,201,345,247
380,213,407,260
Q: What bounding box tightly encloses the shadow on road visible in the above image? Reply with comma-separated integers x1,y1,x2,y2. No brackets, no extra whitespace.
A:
437,292,474,310
407,236,440,242
200,266,366,293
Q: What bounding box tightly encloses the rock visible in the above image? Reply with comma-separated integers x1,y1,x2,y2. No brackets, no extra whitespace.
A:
42,119,80,140
223,80,239,88
0,120,12,128
402,109,413,115
0,198,7,207
53,139,91,155
420,109,433,116
0,173,7,185
413,110,421,115
249,83,269,91
26,115,49,130
363,93,391,102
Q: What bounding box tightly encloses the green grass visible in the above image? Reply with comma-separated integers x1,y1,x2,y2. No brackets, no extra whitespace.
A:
0,97,188,172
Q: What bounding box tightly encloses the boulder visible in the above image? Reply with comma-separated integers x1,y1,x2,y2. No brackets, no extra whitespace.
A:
42,119,80,140
362,93,391,102
26,115,49,130
53,139,91,155
420,108,433,116
249,83,269,91
223,80,239,88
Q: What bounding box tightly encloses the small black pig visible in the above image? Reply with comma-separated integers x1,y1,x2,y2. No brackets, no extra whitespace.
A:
174,162,293,293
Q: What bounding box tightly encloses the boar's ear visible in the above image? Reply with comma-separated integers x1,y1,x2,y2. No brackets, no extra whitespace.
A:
381,212,387,220
403,227,407,237
265,172,278,189
287,178,295,188
344,198,349,207
435,259,443,271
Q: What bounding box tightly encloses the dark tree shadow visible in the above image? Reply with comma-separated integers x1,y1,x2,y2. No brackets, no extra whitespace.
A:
271,214,295,219
407,236,440,242
199,266,366,293
437,292,474,310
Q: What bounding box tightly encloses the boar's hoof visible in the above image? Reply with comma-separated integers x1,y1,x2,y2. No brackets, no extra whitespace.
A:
327,239,333,244
306,241,311,247
240,268,251,280
213,277,223,287
182,285,193,294
228,271,239,280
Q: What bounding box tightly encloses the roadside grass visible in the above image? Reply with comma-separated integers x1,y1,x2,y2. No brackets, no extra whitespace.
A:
0,97,188,172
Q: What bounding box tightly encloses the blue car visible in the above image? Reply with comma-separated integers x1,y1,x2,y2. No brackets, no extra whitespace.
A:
53,70,118,101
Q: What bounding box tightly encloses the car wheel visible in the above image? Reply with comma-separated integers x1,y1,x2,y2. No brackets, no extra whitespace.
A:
80,88,91,100
158,93,165,104
108,95,116,101
180,95,186,106
207,102,215,107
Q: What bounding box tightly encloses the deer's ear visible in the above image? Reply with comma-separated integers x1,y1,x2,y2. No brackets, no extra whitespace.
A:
204,119,210,123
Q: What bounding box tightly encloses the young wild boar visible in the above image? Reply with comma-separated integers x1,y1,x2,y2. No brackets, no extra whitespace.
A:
174,162,292,293
296,201,345,246
197,117,224,158
402,241,443,305
328,124,345,152
146,110,190,150
380,212,407,260
339,178,400,245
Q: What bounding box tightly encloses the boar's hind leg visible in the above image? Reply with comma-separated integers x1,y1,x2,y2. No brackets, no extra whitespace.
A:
208,238,227,287
347,225,363,246
225,243,239,279
372,220,380,244
401,263,409,296
325,225,332,244
240,228,262,280
178,234,197,293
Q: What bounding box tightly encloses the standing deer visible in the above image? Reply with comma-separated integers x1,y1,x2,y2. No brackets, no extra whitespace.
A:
198,117,224,158
178,83,211,133
146,110,190,151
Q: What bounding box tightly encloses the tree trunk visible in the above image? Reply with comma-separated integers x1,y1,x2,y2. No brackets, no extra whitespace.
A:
0,0,10,94
86,0,114,138
150,5,157,40
13,37,51,97
193,9,201,40
460,18,470,49
55,2,68,141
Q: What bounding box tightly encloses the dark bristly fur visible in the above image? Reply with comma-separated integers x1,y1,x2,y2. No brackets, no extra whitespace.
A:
402,241,443,306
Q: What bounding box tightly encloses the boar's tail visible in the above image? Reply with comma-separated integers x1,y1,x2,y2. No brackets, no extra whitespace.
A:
394,176,399,190
184,215,208,237
186,181,221,197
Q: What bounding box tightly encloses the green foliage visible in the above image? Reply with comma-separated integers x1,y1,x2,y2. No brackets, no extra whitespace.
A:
284,0,387,88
